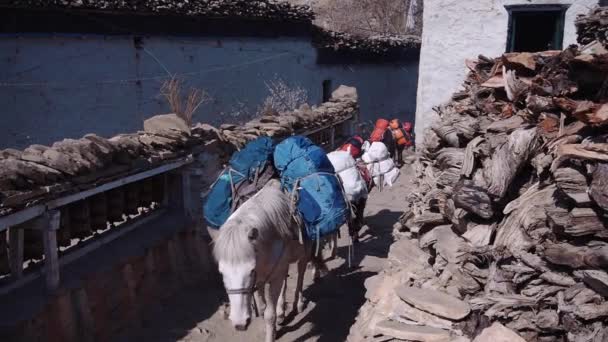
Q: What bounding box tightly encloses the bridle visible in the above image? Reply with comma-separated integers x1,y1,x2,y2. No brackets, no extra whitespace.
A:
224,240,286,296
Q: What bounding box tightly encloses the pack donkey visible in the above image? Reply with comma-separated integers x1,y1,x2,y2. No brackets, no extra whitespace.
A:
213,179,316,342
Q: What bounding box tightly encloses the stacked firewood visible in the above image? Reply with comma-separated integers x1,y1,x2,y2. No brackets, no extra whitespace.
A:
313,27,420,55
576,6,608,49
349,37,608,342
0,86,357,217
6,0,314,23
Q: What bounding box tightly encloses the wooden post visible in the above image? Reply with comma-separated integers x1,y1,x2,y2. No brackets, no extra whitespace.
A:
181,168,193,223
330,125,336,150
162,173,170,208
43,210,61,291
8,227,24,279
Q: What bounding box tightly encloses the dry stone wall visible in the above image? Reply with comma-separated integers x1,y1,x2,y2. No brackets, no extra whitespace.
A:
0,85,358,217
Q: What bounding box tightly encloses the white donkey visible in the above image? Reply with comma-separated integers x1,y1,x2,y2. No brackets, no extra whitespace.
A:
213,179,314,342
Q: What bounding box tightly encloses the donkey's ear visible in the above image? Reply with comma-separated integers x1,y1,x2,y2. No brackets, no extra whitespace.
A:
248,228,259,241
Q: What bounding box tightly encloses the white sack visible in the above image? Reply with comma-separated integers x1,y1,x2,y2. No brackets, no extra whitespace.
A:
362,142,400,187
327,151,368,202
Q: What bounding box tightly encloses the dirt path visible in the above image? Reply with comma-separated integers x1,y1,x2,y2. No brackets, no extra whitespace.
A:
122,165,413,342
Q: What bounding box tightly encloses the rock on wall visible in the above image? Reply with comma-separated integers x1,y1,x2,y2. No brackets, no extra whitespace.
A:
414,0,599,143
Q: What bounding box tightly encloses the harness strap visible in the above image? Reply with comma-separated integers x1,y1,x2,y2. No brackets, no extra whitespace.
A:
224,240,286,296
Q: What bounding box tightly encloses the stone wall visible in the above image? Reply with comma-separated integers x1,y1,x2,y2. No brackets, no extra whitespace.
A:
414,0,599,144
0,86,359,342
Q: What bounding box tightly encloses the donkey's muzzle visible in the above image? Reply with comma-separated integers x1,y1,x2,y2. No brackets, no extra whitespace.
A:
234,318,250,331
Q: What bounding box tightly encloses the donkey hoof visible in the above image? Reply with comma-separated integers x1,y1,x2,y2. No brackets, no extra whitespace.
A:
278,312,286,323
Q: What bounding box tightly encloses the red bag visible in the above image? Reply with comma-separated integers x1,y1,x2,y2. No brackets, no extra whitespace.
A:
339,135,364,159
369,119,389,142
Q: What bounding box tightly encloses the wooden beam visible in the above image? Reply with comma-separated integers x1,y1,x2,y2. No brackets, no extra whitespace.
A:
8,227,24,280
46,157,193,210
0,157,193,232
0,205,45,233
42,210,60,291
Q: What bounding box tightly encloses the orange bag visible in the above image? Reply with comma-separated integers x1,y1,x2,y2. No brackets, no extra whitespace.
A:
389,119,401,130
369,119,389,142
392,127,408,146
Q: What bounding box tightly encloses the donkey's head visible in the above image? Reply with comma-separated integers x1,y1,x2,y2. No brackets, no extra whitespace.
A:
214,223,260,331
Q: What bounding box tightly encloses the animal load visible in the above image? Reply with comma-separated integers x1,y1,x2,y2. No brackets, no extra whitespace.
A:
362,142,400,188
203,137,275,229
273,136,349,240
327,151,368,203
351,11,608,342
369,119,390,142
339,135,365,159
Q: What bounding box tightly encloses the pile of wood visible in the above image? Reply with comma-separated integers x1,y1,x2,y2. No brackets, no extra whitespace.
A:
576,6,608,49
5,0,314,23
0,86,358,217
350,45,608,341
313,27,420,55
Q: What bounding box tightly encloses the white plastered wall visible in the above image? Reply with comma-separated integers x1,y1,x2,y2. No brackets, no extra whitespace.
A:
414,0,599,143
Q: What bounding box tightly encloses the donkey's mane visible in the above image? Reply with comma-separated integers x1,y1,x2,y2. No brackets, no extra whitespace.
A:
213,179,295,263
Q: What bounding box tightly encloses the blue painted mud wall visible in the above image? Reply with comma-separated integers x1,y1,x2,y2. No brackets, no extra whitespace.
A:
0,35,418,148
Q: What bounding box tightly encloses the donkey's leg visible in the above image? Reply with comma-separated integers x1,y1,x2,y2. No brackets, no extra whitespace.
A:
264,277,284,342
254,287,266,316
294,257,308,313
276,277,287,322
330,233,338,259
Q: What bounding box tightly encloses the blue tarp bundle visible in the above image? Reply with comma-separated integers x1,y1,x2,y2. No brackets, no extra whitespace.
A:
273,136,349,240
203,137,275,229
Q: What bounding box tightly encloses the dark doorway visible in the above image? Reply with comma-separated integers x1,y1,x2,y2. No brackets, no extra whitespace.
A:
506,5,568,53
322,79,332,103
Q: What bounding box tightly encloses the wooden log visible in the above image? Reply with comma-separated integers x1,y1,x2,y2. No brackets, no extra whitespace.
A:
567,208,608,238
503,52,537,73
486,116,525,133
484,128,539,200
543,242,608,269
555,143,608,163
526,94,555,114
590,163,608,211
461,136,484,177
503,68,528,101
553,166,589,204
435,148,465,170
554,98,608,126
453,180,494,219
574,270,608,298
1,230,9,275
43,210,60,291
8,227,23,278
494,183,556,253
